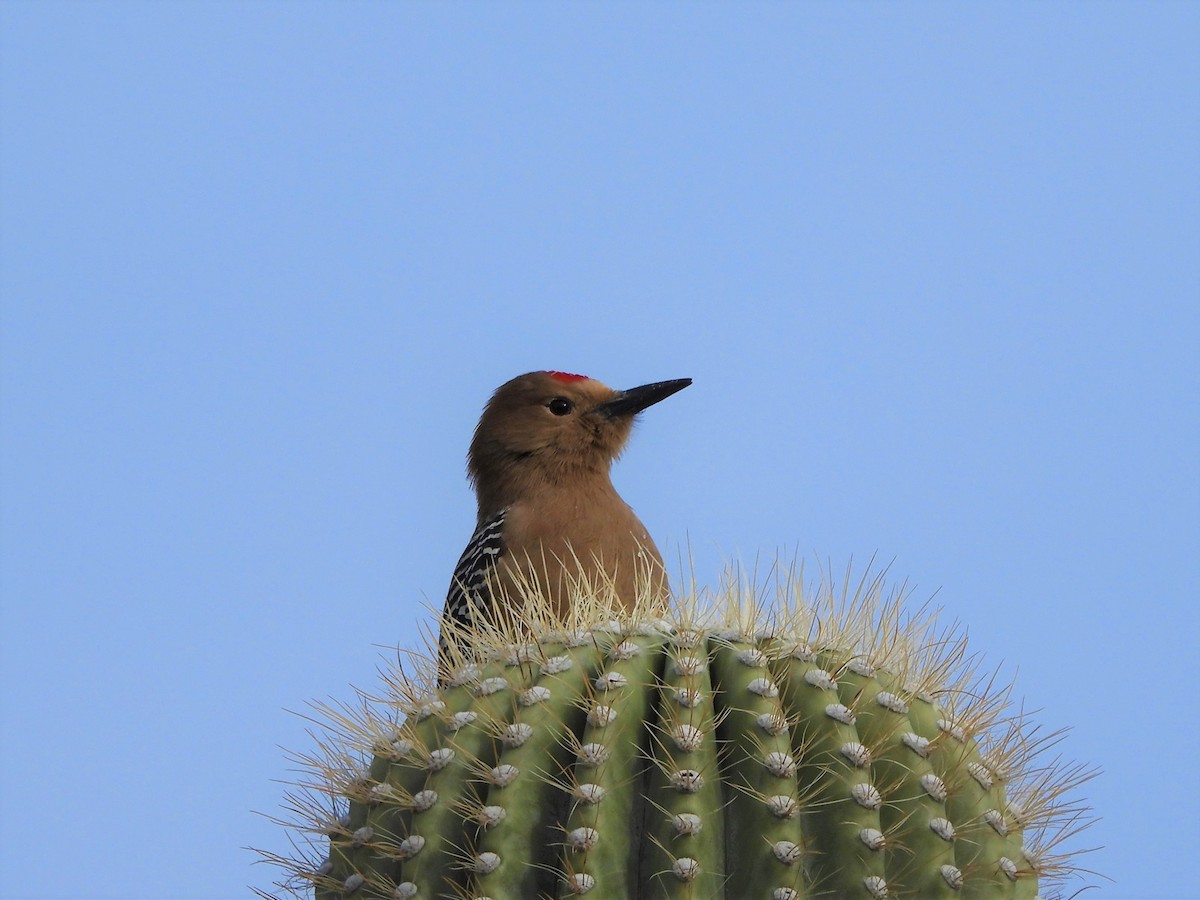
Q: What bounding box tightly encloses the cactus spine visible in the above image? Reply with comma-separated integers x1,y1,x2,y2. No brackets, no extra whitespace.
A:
260,569,1094,899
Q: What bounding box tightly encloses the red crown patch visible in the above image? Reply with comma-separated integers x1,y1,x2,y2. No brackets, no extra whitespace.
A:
546,371,589,383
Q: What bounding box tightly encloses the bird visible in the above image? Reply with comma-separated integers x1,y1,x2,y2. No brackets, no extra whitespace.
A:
439,370,690,669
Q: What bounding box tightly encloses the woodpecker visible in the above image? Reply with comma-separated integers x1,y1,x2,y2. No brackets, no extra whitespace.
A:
439,370,690,665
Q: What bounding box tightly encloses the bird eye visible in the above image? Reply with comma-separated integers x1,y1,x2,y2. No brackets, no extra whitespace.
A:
547,397,574,416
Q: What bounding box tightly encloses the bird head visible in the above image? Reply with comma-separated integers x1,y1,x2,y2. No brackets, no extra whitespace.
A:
467,370,691,505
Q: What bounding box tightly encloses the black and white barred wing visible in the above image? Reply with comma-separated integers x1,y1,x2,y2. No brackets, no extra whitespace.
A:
440,508,507,649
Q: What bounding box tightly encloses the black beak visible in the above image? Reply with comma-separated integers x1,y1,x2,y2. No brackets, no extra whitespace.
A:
596,378,692,419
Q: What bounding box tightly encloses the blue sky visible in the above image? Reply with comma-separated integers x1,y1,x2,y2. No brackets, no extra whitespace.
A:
1,3,1196,898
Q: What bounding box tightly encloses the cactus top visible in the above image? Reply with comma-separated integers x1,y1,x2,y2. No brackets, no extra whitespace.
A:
261,568,1096,900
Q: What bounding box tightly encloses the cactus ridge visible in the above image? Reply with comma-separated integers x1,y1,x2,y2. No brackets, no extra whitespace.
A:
257,564,1096,900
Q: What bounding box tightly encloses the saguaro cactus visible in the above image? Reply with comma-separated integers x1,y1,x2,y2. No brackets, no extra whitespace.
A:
260,569,1094,899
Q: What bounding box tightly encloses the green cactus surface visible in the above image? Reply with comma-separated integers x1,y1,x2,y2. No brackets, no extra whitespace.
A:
259,569,1095,900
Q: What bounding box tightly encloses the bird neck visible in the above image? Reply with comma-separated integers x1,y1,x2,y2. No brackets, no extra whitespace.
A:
475,457,617,522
